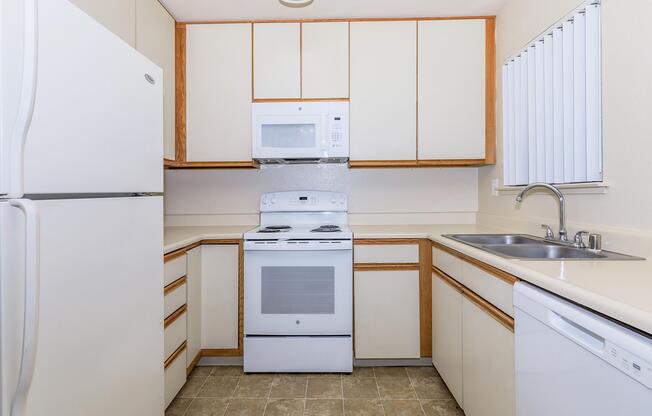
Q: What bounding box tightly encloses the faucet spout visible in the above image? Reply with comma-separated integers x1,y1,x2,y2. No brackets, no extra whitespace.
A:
515,183,568,242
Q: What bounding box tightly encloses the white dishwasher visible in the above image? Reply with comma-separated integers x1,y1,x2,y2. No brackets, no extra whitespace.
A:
514,282,652,416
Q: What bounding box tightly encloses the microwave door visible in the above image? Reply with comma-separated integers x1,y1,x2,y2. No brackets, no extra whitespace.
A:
254,115,323,159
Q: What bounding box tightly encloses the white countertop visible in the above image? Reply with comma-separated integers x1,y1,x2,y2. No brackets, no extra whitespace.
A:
165,224,652,335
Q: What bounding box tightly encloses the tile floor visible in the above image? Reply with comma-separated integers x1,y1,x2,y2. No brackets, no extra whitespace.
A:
166,366,464,416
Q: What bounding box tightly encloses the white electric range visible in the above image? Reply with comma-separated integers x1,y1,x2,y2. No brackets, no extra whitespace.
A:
243,191,353,373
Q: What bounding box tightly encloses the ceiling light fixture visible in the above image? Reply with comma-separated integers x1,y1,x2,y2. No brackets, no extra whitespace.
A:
279,0,314,8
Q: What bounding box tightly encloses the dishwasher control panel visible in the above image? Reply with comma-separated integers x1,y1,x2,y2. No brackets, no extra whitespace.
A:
605,341,652,390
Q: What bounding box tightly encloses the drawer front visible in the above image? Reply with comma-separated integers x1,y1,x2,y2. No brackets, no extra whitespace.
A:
164,310,187,361
164,255,187,286
460,262,514,317
355,244,419,264
164,281,187,319
432,247,463,277
164,347,187,408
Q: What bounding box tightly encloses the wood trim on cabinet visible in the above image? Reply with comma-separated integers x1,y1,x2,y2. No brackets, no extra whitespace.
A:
419,239,432,357
300,22,303,98
349,160,420,168
431,240,520,285
187,351,202,375
354,238,421,246
252,97,350,103
432,266,514,332
164,158,176,168
164,304,187,329
164,275,187,295
180,16,497,25
164,247,188,263
484,17,496,164
175,23,187,162
201,348,242,357
167,161,258,169
164,341,187,369
354,263,420,271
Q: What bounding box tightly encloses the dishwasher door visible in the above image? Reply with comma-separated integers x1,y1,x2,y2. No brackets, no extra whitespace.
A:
514,282,652,416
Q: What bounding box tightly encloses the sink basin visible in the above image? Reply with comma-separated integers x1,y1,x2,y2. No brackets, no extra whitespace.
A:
443,234,644,261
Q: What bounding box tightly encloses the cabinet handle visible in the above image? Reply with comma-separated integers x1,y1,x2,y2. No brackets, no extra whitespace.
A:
9,199,41,416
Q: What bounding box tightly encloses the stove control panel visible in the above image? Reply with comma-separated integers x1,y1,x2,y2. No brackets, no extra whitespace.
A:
260,191,347,212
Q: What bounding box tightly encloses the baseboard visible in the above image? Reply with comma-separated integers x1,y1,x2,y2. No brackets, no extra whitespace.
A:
198,356,244,366
354,358,433,367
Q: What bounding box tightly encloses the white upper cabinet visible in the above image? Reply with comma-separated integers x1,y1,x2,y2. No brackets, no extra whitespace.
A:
350,21,417,161
186,24,252,162
135,0,176,160
418,19,486,160
302,22,349,99
69,0,136,46
253,23,301,100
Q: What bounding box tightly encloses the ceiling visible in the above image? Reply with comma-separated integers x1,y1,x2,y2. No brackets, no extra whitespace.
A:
159,0,507,22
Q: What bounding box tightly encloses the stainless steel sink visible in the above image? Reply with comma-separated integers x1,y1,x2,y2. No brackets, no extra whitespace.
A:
444,234,644,261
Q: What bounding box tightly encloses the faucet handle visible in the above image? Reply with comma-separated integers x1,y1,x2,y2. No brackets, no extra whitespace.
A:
541,224,555,240
573,231,590,248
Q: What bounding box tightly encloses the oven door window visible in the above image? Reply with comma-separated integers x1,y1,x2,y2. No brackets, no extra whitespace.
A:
261,123,316,149
261,266,335,314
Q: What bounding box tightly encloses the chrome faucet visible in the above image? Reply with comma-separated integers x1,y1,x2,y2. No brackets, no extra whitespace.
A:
515,183,568,242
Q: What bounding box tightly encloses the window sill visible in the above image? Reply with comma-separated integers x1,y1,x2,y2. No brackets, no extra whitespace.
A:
495,181,609,196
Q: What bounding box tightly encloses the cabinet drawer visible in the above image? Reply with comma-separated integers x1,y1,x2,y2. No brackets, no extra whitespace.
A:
164,346,187,408
355,244,419,264
164,255,187,286
432,247,463,277
164,308,187,361
164,279,187,319
459,263,514,317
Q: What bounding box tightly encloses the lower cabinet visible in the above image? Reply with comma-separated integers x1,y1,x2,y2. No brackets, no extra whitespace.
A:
201,244,240,350
462,296,515,416
354,270,420,359
431,273,464,407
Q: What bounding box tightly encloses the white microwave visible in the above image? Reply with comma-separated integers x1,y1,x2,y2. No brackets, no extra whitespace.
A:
252,101,349,163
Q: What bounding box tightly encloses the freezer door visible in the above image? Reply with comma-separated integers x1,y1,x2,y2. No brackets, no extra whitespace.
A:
17,0,163,195
0,196,164,416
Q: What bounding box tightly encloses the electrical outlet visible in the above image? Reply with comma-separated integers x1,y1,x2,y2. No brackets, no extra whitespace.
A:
491,178,500,196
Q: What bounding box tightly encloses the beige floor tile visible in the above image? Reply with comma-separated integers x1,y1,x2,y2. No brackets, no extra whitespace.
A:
306,378,343,399
233,375,273,398
263,398,304,416
185,398,230,416
406,367,438,380
376,377,417,400
305,399,344,416
420,399,464,416
374,367,409,378
309,373,343,379
343,367,375,378
179,376,210,398
190,366,215,377
269,376,307,398
197,376,240,398
382,400,426,416
342,378,379,399
165,398,192,416
410,378,451,400
343,399,384,416
212,366,244,377
224,398,266,416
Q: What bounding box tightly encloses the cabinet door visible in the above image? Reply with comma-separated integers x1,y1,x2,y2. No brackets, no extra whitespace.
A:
186,24,252,162
302,22,349,99
135,0,175,160
350,21,417,161
253,23,301,99
462,296,515,416
432,274,464,407
354,270,420,358
201,245,240,349
186,247,202,368
69,0,136,46
418,19,486,160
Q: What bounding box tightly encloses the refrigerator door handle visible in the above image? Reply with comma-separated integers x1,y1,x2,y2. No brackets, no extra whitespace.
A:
4,0,38,199
8,199,40,416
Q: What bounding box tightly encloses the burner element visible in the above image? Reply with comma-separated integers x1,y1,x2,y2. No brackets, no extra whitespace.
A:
311,225,342,233
258,225,292,233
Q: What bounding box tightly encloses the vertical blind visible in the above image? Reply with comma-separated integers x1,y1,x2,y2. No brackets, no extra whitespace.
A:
502,2,602,186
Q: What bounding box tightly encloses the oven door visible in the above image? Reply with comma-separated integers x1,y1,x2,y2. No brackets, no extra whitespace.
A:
244,248,352,335
252,114,326,159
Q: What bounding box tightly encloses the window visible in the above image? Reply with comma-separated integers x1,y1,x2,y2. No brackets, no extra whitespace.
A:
502,1,602,186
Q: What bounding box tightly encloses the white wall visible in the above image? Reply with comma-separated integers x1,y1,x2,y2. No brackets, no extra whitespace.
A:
478,0,652,256
164,165,478,226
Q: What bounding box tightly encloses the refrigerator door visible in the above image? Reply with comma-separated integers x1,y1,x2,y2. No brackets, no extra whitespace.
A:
2,0,163,197
0,196,164,416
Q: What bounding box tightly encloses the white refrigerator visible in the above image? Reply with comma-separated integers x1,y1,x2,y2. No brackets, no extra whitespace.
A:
1,1,165,415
